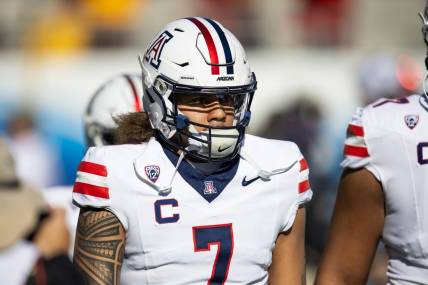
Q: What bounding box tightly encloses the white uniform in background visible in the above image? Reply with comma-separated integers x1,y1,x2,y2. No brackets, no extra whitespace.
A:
42,186,79,257
73,135,312,285
342,94,428,284
8,131,60,188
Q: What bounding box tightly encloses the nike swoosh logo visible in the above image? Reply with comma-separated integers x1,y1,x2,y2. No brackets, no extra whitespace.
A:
242,176,260,186
218,145,232,152
241,160,298,187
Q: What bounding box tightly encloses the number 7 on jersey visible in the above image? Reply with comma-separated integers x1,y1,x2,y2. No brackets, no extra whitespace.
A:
193,224,234,285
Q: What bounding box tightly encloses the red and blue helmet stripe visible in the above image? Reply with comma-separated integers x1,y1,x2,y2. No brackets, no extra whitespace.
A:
187,17,234,75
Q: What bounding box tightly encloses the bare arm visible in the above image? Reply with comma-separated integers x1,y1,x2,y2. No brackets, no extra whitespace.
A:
315,168,384,285
73,208,126,285
268,207,307,285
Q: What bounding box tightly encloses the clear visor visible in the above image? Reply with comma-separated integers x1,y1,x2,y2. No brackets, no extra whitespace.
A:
172,92,250,128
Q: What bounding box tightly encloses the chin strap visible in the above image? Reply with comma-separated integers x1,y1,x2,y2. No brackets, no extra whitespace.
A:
158,150,186,195
239,148,298,180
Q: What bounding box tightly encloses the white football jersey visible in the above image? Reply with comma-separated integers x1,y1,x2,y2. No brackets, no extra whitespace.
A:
342,94,428,284
72,134,312,285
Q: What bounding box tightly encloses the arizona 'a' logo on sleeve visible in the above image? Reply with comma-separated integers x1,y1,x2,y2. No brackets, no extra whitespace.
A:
145,31,173,69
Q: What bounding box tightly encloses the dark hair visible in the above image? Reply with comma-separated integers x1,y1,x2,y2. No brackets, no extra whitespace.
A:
113,112,155,144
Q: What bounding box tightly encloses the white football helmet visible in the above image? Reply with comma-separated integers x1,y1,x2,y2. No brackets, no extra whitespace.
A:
139,17,257,162
85,73,143,147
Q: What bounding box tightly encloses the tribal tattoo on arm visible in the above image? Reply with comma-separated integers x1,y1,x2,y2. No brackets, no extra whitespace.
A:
74,208,126,285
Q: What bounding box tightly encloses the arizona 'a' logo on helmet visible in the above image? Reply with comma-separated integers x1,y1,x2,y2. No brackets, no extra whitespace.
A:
145,31,173,70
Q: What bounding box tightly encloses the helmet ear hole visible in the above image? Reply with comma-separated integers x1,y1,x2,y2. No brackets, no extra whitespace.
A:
148,102,163,128
147,96,175,139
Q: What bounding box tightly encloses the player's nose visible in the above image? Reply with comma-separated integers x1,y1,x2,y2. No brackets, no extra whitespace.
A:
206,100,226,126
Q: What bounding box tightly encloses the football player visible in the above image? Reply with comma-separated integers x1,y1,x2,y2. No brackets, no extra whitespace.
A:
42,73,143,256
72,18,313,285
84,73,144,147
315,4,428,285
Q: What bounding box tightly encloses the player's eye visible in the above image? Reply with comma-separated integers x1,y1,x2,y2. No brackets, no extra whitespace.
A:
217,95,234,107
175,93,239,109
189,97,205,106
176,95,211,107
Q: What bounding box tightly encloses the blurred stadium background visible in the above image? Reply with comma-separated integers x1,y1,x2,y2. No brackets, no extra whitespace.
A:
0,0,425,283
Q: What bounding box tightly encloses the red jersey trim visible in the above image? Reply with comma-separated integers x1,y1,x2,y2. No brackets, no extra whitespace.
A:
299,159,309,171
344,145,369,158
347,124,365,137
73,182,109,199
77,161,107,177
298,180,310,193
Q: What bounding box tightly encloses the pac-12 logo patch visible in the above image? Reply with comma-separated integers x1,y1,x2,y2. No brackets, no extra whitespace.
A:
145,30,173,69
203,181,217,195
404,114,419,129
145,165,160,183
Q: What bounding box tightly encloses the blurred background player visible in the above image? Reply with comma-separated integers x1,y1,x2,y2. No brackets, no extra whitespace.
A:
42,73,143,256
315,3,428,284
83,73,143,147
0,138,83,285
5,112,62,188
72,17,312,285
256,53,421,283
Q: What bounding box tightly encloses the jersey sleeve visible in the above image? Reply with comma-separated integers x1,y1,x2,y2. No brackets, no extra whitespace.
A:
73,147,129,230
340,107,381,180
280,145,313,233
72,147,111,209
297,155,312,205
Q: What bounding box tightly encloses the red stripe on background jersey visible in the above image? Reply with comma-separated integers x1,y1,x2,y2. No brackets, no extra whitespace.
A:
347,124,365,137
299,159,308,171
299,180,310,193
187,17,220,75
77,161,107,177
73,182,109,199
124,74,142,112
344,145,369,157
